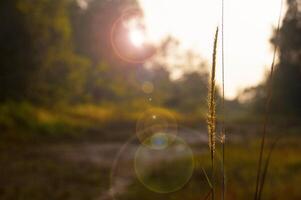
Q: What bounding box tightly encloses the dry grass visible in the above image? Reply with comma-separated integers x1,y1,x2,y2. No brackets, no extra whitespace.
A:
254,1,284,199
221,0,226,199
207,27,219,200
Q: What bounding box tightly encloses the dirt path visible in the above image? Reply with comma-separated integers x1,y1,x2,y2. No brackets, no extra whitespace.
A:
46,128,208,200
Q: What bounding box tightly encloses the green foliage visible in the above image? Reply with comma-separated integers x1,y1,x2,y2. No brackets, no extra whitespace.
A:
247,0,301,117
0,102,186,140
111,135,301,200
0,0,90,104
0,102,76,138
165,72,208,112
269,0,301,116
0,0,212,116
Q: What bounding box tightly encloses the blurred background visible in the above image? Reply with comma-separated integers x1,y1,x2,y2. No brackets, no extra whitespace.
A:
0,0,300,199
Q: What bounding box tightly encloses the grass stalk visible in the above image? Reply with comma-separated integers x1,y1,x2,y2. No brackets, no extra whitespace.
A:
207,27,219,200
254,1,283,199
257,137,281,200
221,0,226,199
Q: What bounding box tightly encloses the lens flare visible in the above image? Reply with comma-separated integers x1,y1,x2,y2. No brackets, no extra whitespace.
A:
145,132,170,150
134,133,194,193
110,126,212,199
129,28,145,47
142,81,154,94
110,9,156,63
110,136,139,200
136,108,177,147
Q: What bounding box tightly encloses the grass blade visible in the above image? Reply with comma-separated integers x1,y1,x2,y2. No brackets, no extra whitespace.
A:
257,137,281,200
254,1,283,199
202,167,213,189
202,190,212,200
221,0,226,199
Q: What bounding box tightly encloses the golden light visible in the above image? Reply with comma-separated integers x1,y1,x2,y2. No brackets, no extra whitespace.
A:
138,0,286,99
129,28,145,47
110,11,156,63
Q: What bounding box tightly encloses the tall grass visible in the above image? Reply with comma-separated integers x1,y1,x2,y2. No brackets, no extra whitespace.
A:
254,1,283,199
206,1,283,199
221,0,226,199
207,27,219,200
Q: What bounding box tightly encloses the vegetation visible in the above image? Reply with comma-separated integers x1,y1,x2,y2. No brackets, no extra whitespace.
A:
1,134,300,199
0,0,300,199
207,27,218,200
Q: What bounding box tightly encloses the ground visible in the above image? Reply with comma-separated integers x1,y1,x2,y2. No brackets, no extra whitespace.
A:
0,124,300,200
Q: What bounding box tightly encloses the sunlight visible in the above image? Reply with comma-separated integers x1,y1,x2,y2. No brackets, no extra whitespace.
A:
124,15,147,48
138,0,285,99
129,28,145,47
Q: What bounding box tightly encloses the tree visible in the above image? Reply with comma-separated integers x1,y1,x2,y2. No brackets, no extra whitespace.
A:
269,0,301,116
245,0,301,116
0,0,90,104
0,0,35,101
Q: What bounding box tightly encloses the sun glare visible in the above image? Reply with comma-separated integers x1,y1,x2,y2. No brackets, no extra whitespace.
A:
138,0,285,99
129,28,145,47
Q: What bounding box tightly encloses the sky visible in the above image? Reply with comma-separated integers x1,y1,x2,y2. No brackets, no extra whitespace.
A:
137,0,286,99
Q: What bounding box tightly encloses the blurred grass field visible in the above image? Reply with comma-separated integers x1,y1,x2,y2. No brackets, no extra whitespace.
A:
0,132,300,199
0,102,300,200
1,0,301,199
0,102,205,142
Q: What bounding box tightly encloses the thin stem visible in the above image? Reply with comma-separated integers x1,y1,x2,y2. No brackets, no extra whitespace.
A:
257,137,281,200
254,1,283,199
221,0,226,199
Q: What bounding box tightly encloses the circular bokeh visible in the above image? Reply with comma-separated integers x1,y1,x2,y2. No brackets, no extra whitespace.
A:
147,132,169,150
110,126,212,200
136,108,178,147
110,136,139,200
142,81,154,94
134,133,195,193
